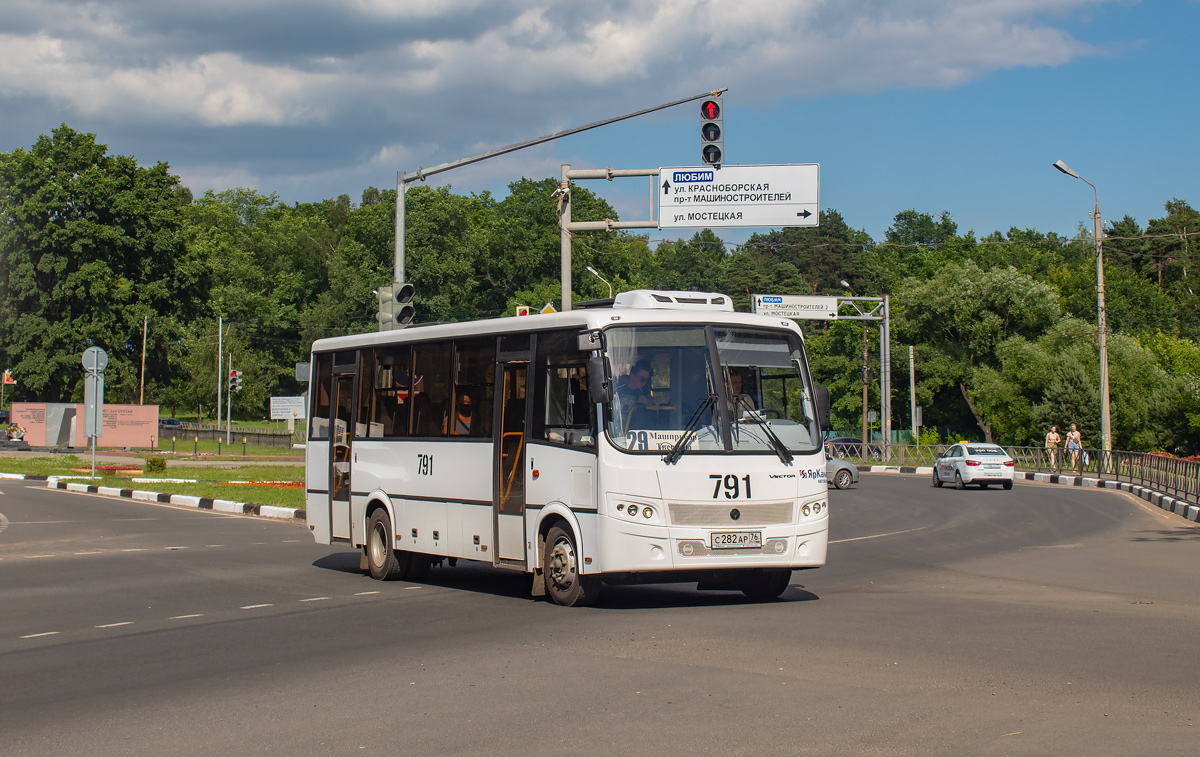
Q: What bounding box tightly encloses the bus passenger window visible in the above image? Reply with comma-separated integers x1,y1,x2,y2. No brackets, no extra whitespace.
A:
535,330,595,447
310,353,333,440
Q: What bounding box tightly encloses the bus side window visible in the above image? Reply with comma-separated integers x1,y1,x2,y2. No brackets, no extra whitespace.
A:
373,345,411,437
412,341,451,437
310,353,333,440
535,330,595,447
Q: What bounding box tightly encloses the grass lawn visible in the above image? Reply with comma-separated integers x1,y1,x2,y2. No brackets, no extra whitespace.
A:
2,456,306,510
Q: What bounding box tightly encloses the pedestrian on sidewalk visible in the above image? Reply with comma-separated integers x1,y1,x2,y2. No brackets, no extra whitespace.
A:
1065,423,1083,469
1045,425,1061,471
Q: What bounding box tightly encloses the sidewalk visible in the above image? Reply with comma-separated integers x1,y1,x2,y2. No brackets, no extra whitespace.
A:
859,465,1200,523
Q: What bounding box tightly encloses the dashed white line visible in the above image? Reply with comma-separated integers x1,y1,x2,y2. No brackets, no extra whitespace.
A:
24,554,55,559
830,527,929,544
169,614,204,620
120,548,146,552
282,539,300,543
164,546,189,550
403,586,422,590
20,631,59,639
96,622,133,628
240,604,272,609
75,551,102,555
299,597,330,602
354,591,380,596
206,545,224,548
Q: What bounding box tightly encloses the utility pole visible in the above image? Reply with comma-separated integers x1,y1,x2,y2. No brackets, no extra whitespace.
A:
139,315,148,405
216,316,222,427
861,321,870,460
909,345,918,444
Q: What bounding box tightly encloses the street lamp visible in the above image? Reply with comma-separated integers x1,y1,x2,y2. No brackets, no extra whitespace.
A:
586,265,613,299
1052,159,1112,452
842,280,871,459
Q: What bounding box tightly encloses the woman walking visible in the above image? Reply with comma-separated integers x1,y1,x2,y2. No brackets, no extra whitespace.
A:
1065,423,1083,469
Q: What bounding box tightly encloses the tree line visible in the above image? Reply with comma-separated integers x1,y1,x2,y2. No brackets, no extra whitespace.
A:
2,125,1197,453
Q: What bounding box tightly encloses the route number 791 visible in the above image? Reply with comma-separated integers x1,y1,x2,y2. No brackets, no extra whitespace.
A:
711,474,751,499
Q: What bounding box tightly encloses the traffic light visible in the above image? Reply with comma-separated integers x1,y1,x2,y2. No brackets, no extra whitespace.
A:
377,283,416,331
700,96,723,165
229,369,242,393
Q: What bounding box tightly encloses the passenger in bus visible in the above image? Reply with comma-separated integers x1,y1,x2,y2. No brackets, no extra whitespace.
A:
444,390,475,435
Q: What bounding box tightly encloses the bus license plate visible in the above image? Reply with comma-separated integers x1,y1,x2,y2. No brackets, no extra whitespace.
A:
711,531,762,550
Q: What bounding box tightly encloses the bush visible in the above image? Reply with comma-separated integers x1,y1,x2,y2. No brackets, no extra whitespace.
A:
143,457,168,475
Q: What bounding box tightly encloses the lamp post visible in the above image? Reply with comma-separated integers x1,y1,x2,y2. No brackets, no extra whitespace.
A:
1052,160,1112,452
841,279,870,460
586,265,613,299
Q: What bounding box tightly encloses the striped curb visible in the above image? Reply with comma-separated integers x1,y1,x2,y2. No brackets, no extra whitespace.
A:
0,472,48,481
45,478,305,522
858,466,1199,523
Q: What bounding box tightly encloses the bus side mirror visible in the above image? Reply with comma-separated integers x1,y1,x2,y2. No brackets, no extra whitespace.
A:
587,356,612,403
814,385,830,431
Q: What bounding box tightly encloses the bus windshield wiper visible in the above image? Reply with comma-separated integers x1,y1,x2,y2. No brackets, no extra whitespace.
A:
756,415,794,465
663,393,717,465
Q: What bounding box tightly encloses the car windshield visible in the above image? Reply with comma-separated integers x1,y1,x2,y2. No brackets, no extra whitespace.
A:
603,324,821,455
967,446,1006,455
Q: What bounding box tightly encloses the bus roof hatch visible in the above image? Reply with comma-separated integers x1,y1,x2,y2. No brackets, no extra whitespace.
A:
611,290,734,311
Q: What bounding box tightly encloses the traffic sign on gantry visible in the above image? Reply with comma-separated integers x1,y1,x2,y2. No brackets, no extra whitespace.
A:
658,164,819,229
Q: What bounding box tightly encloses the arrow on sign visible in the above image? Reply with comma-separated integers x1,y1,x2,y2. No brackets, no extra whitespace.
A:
662,180,671,195
796,209,812,219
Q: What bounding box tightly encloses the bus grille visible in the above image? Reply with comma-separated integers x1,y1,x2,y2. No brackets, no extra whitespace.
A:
667,501,793,527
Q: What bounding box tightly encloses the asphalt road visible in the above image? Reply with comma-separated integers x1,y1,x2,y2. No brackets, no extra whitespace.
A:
1,475,1197,755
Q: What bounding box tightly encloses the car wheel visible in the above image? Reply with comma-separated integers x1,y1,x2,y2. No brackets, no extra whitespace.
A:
932,467,943,488
955,472,965,490
833,469,853,489
1002,480,1013,490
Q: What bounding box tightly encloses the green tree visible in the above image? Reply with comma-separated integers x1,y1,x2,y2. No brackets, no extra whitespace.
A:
0,125,196,403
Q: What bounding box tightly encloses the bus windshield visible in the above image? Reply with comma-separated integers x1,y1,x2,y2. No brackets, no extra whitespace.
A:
604,324,821,455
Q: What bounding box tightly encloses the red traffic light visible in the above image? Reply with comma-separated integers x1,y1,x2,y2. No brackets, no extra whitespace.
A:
701,100,720,119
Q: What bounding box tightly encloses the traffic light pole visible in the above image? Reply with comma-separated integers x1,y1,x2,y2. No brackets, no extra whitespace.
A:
392,88,726,320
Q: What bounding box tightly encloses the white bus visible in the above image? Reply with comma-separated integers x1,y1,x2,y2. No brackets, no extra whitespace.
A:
305,290,830,606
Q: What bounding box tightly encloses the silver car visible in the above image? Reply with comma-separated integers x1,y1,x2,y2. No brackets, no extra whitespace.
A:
826,455,859,489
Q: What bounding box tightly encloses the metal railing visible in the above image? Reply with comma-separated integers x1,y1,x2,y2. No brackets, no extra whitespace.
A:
825,443,1199,508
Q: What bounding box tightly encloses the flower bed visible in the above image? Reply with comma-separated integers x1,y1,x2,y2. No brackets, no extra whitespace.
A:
70,465,143,474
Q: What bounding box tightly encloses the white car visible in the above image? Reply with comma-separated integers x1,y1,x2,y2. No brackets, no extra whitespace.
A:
932,443,1015,490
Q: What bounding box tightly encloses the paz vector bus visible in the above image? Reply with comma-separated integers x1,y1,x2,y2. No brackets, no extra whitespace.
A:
304,290,830,606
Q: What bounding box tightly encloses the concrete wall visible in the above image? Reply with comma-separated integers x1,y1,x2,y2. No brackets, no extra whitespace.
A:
12,402,159,448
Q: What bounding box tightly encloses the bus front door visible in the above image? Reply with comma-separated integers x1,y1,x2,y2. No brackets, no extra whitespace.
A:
329,373,355,542
495,362,528,567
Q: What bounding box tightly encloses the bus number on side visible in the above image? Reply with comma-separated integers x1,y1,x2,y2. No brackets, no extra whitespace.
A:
417,453,434,476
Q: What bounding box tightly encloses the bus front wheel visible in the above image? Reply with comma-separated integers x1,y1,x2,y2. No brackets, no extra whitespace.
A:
543,525,601,607
366,509,404,580
739,569,792,600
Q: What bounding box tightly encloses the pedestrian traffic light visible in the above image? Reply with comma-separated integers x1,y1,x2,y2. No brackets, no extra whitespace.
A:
377,282,416,331
700,96,723,165
229,369,242,393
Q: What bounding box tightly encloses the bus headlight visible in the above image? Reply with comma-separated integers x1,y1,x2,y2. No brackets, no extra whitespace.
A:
802,505,811,516
642,506,654,519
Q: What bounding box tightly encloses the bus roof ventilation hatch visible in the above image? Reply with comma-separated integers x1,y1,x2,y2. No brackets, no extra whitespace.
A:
611,290,734,312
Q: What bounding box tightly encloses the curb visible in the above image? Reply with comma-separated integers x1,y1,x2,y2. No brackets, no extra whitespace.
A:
858,466,1200,523
45,478,305,522
0,472,48,481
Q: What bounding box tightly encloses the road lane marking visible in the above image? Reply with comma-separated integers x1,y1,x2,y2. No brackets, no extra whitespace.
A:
830,526,929,544
206,545,224,547
164,546,189,550
403,586,422,590
24,554,55,559
354,591,380,596
75,551,103,555
299,597,331,602
240,604,273,609
96,622,133,628
19,632,59,639
170,614,204,619
120,548,147,552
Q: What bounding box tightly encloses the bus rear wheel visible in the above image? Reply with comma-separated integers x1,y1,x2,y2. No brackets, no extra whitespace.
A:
738,569,792,600
366,509,403,580
543,525,601,607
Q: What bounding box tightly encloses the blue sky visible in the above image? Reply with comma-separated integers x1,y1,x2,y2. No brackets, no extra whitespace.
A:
1,0,1196,245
